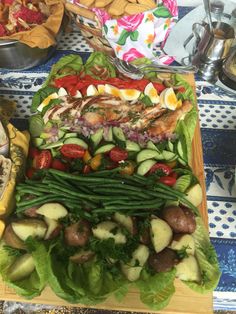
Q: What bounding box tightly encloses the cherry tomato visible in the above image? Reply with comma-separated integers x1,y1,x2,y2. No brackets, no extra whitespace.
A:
34,150,52,169
51,159,68,171
120,161,135,176
109,147,128,162
159,176,177,186
149,163,172,176
170,171,178,179
26,167,36,179
83,164,91,174
28,147,40,159
177,86,186,93
60,144,85,159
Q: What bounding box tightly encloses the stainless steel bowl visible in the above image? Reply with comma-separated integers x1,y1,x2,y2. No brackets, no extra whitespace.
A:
0,17,66,70
0,40,58,70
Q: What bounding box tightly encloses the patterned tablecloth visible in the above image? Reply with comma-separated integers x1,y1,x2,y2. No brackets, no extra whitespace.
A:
0,6,236,313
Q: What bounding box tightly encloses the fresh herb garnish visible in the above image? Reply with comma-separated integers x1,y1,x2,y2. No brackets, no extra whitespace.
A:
176,246,190,259
140,95,154,107
3,245,23,257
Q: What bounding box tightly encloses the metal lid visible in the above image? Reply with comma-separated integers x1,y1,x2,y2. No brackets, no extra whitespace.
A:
211,1,224,15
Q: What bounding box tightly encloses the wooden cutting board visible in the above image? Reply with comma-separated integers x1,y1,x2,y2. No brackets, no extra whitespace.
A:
0,74,212,314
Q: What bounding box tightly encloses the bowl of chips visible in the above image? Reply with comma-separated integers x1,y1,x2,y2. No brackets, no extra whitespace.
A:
65,0,178,58
0,0,65,70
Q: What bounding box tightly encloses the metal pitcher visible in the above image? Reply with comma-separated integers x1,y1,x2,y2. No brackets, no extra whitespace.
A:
187,21,235,82
192,21,235,65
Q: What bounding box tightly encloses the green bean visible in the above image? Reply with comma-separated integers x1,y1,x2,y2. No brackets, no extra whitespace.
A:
15,189,43,196
94,188,149,199
104,203,162,210
16,196,69,212
103,198,163,206
85,168,121,176
153,184,199,214
48,169,120,184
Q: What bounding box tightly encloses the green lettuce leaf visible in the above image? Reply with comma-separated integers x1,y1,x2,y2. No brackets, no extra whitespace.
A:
30,86,58,113
174,74,198,163
67,260,129,304
84,52,116,79
47,253,83,303
183,217,221,293
43,54,84,87
46,239,128,305
0,240,47,299
136,268,176,311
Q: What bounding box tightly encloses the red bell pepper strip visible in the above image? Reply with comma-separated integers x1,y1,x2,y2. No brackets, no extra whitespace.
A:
53,75,166,95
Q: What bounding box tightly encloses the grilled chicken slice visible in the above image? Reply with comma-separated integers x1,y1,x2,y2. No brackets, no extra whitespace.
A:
42,95,193,139
147,100,193,137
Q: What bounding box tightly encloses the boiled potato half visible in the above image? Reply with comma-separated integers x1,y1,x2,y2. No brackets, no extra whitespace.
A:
150,217,173,253
3,224,26,250
176,255,201,282
92,221,126,244
121,244,149,281
36,203,68,220
11,219,47,241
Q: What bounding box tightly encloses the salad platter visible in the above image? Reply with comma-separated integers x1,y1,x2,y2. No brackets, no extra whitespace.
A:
0,52,220,313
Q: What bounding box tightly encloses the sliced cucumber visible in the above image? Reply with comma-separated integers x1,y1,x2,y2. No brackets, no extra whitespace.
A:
178,157,187,166
107,127,113,142
162,150,177,161
91,128,104,147
113,127,126,142
50,148,59,158
32,137,44,147
126,140,141,152
58,130,65,139
167,140,174,152
40,140,64,150
137,159,156,176
64,132,78,139
137,149,162,163
94,144,115,155
64,138,88,149
147,141,159,152
174,174,192,193
177,141,185,159
113,127,126,148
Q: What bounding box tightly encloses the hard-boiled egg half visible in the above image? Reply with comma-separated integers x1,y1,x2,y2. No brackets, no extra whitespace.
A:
160,87,182,110
87,84,99,96
119,89,141,101
37,92,58,112
105,84,122,98
144,82,159,104
104,84,141,101
58,87,68,97
97,84,105,94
